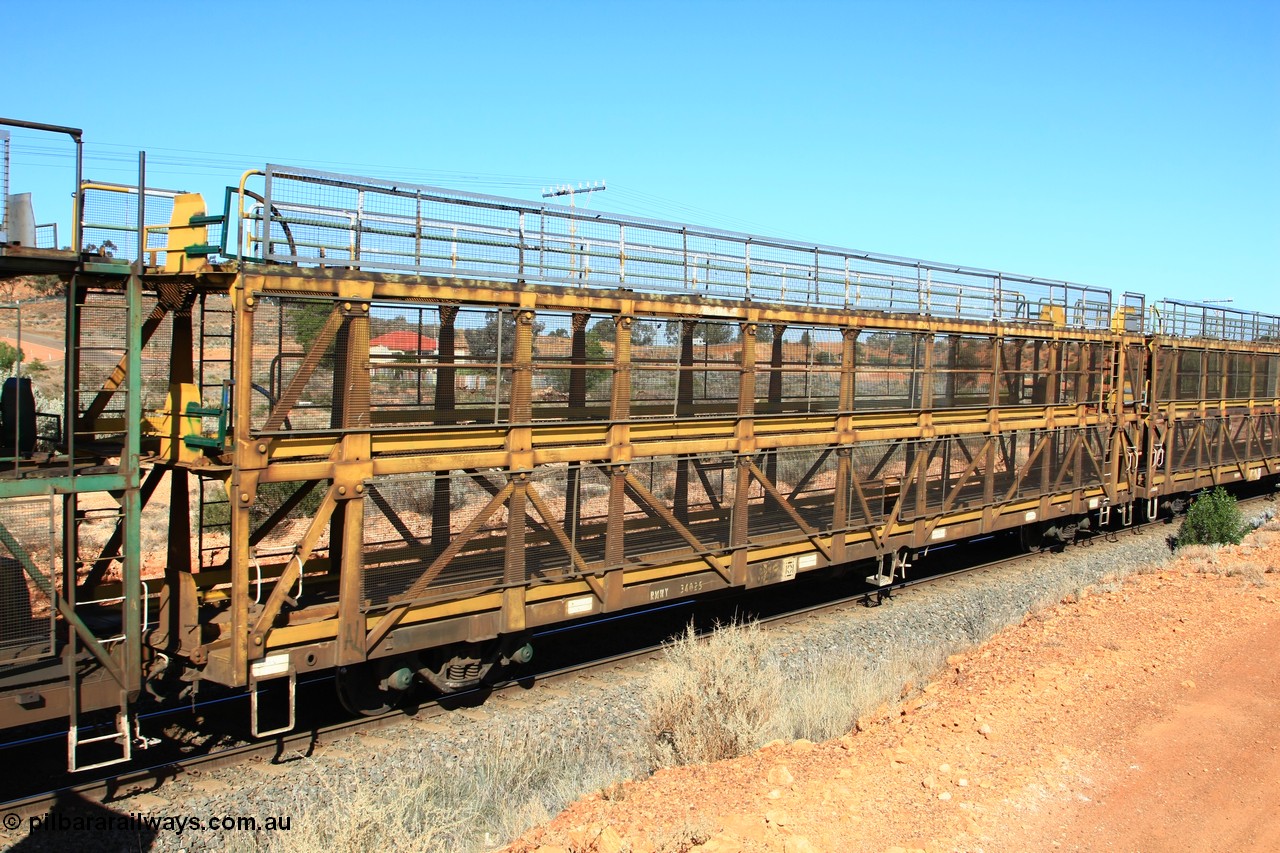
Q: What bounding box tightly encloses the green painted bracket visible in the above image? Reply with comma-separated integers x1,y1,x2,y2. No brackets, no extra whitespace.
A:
183,391,229,450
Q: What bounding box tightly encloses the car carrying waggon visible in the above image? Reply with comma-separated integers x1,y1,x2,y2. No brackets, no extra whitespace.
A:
0,118,1277,771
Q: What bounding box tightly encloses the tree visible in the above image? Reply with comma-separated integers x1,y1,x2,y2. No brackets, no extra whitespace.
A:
663,320,733,346
589,317,654,346
546,334,609,395
589,318,615,343
463,314,545,360
1177,487,1247,547
292,302,334,353
0,341,23,375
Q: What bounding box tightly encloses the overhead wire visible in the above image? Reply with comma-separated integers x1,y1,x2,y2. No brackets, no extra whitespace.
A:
7,134,806,238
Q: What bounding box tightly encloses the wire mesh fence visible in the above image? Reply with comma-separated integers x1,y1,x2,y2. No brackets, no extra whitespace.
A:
80,183,180,264
0,496,56,665
254,165,1116,328
0,130,7,243
1153,300,1280,343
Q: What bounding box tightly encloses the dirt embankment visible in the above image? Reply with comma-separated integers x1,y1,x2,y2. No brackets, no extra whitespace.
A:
511,526,1280,853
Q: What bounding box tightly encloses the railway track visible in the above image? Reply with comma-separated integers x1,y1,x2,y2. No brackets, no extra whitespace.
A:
4,494,1272,819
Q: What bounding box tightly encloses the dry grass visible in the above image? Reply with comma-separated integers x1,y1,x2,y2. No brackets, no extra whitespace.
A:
645,613,1003,769
646,621,782,767
235,719,633,853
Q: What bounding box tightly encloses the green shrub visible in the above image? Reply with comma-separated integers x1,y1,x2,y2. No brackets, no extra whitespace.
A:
1177,487,1246,547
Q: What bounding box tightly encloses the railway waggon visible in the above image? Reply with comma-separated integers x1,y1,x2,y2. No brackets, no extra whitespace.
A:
0,119,1277,771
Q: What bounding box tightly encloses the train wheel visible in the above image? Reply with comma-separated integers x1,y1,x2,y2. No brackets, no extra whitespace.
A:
335,662,411,716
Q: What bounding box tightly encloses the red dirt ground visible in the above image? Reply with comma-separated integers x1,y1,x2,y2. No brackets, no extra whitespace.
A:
509,524,1280,853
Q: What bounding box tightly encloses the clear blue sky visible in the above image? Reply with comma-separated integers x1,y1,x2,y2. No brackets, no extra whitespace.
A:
4,0,1276,311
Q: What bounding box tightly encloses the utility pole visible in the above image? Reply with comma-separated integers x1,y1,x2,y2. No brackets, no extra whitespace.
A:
541,181,607,207
541,182,606,281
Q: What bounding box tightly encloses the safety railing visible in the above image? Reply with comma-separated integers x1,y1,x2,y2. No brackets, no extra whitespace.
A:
79,181,183,264
0,129,8,243
1150,299,1280,343
246,165,1116,329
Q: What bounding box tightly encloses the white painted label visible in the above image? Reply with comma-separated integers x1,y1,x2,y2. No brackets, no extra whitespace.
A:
931,527,947,540
781,556,798,581
566,596,594,615
798,553,818,569
1024,511,1038,521
251,653,290,679
1088,498,1099,509
1250,468,1262,481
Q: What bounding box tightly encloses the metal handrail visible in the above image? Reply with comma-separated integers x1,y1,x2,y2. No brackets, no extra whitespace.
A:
256,164,1116,329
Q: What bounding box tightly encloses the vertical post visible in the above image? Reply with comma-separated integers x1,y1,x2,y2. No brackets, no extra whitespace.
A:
833,327,858,561
503,310,536,589
730,323,757,582
336,295,371,665
565,312,589,525
764,325,786,483
674,320,696,524
166,286,196,653
122,152,146,690
431,305,458,557
229,275,257,685
605,315,633,570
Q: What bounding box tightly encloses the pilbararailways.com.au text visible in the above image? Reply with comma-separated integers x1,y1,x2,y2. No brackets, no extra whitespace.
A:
17,811,291,835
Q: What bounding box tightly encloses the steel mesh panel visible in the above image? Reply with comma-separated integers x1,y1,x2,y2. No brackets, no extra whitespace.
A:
774,327,841,412
249,480,331,563
368,301,441,423
75,501,124,589
855,332,923,409
197,292,234,409
0,130,7,240
361,469,508,606
622,456,731,561
259,166,1115,328
76,291,131,449
631,320,680,416
80,185,178,265
0,496,56,665
1259,414,1278,457
198,477,231,570
250,296,353,431
999,339,1058,405
1057,342,1103,406
1170,418,1204,472
1079,427,1107,489
35,223,57,248
914,436,985,515
568,463,614,565
1176,350,1203,401
1226,354,1252,399
753,447,839,534
1203,353,1224,400
1154,300,1280,342
453,307,513,416
530,311,615,417
1261,356,1280,399
135,294,174,413
1226,413,1252,462
932,336,994,408
1154,347,1176,403
847,440,908,526
1002,430,1052,500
